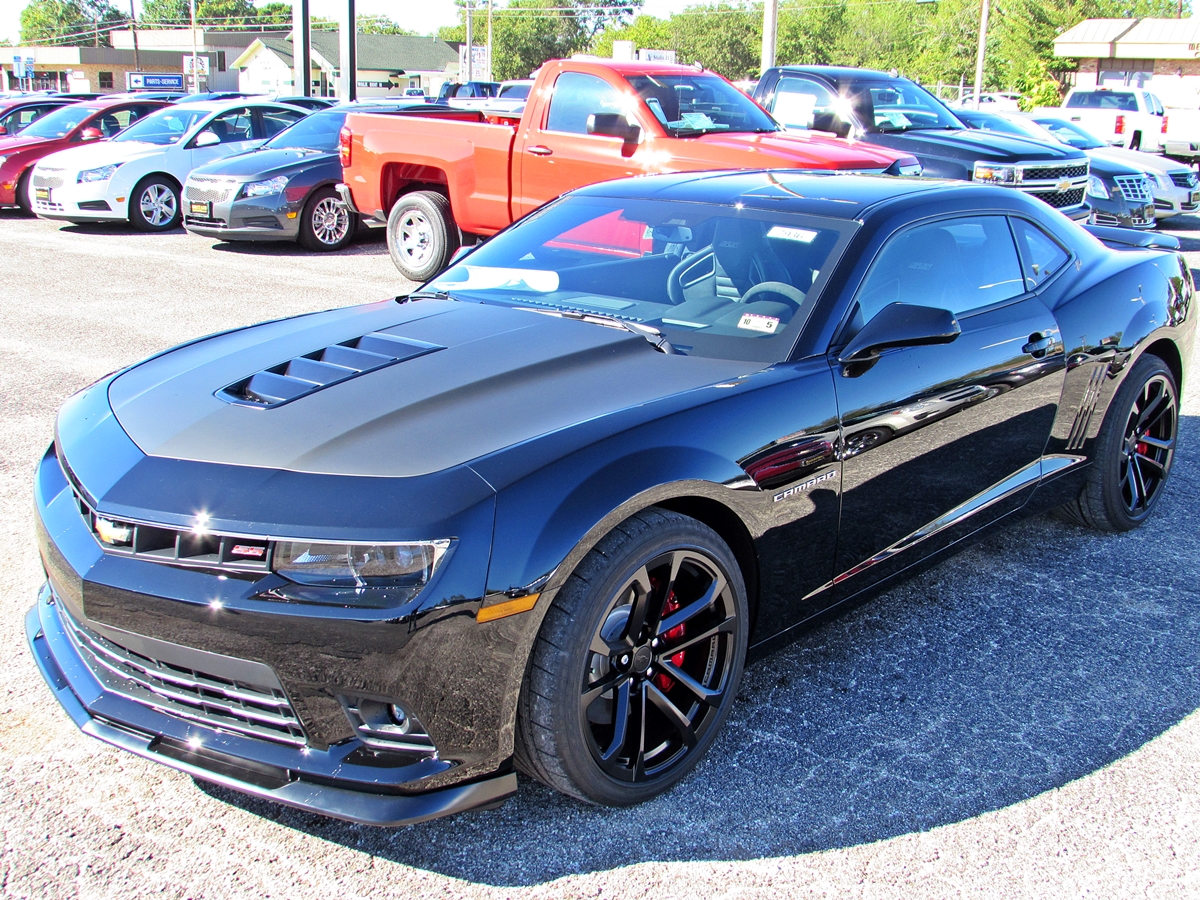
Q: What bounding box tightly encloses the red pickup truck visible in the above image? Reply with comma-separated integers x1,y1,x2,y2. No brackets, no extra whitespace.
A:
337,58,920,280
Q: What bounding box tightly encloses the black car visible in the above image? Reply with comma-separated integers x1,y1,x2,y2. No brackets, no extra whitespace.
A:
754,67,1092,220
27,172,1193,826
183,104,425,250
955,108,1156,229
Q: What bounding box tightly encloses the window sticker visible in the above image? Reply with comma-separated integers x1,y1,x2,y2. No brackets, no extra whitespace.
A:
767,225,819,243
737,312,780,333
678,112,716,129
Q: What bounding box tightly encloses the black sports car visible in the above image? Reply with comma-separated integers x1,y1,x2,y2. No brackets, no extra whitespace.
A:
26,172,1194,826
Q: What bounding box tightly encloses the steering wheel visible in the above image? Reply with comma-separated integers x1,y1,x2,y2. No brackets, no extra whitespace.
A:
667,249,712,305
740,281,806,312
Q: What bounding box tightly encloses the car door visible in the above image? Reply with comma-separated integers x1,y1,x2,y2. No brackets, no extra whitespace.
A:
823,214,1067,602
514,70,652,217
187,107,258,172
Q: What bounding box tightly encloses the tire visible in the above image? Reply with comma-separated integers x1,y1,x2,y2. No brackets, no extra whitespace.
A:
298,186,353,251
1057,354,1178,532
515,508,749,806
386,190,458,281
129,175,181,231
1130,132,1142,151
15,169,33,216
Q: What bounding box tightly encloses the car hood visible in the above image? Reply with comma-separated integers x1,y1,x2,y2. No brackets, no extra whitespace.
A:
1087,146,1183,175
1084,151,1146,178
105,299,754,478
36,139,166,171
191,147,335,180
684,130,906,169
0,134,50,152
868,128,1086,162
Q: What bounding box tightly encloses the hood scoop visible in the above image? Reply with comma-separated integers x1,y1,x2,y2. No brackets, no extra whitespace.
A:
218,330,444,408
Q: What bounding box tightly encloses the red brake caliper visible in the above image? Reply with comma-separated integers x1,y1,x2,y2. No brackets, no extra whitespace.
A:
1136,440,1149,456
655,588,685,692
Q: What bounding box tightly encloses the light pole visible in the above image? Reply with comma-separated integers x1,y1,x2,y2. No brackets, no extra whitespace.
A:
761,0,778,75
972,0,990,108
465,0,474,83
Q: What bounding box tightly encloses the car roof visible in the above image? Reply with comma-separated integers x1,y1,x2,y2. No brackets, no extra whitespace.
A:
773,66,913,84
166,98,300,114
573,171,1041,223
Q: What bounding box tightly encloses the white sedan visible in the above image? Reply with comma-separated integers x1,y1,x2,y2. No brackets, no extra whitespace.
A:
29,99,308,231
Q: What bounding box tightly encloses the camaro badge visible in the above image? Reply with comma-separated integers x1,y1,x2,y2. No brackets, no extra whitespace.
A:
773,469,838,502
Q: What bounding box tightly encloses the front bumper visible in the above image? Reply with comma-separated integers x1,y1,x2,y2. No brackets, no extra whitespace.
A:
26,587,516,826
30,172,126,223
1152,184,1200,218
183,183,301,242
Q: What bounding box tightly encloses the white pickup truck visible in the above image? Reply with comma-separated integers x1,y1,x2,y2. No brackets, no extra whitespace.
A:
1035,87,1166,152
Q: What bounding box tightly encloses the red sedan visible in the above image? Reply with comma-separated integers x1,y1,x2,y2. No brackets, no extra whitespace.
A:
0,97,166,212
0,96,73,138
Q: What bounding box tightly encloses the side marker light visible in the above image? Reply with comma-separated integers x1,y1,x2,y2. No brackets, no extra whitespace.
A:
476,593,540,623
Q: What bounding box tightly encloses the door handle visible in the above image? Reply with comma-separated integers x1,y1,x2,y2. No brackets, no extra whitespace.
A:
1022,333,1054,358
527,145,553,156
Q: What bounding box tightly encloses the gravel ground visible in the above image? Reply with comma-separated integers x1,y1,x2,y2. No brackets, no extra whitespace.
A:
1,212,1198,899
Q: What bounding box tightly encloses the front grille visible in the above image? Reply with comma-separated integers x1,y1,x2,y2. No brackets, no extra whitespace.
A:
184,185,233,204
60,605,306,745
1028,187,1086,209
184,215,228,227
1115,175,1152,203
33,171,64,190
1155,199,1175,210
1170,171,1198,189
1092,213,1155,228
1021,162,1089,181
70,486,271,574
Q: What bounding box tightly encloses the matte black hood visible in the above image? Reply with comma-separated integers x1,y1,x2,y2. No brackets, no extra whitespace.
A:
192,147,335,180
106,299,752,478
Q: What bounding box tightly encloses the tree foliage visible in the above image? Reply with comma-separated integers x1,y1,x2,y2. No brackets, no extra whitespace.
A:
20,0,128,46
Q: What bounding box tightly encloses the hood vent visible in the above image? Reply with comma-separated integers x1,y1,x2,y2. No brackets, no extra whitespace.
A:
218,331,444,408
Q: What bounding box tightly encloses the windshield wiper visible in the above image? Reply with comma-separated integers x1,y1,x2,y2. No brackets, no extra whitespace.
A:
516,308,677,354
406,288,453,301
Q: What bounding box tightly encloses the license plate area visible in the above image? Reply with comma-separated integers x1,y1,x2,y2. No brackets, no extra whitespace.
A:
189,200,212,217
1190,190,1200,204
34,186,50,202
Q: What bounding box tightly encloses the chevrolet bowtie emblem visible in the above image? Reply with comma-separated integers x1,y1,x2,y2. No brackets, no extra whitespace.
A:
1056,178,1073,192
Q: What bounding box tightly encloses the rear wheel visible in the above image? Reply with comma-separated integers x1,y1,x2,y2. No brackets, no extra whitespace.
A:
1057,355,1178,531
298,187,353,251
386,190,458,281
129,176,180,231
1129,132,1142,151
515,508,748,806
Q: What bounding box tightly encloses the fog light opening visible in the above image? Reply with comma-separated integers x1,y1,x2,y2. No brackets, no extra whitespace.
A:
340,695,436,756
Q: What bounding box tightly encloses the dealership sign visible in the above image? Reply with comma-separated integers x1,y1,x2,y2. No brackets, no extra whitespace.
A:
127,72,186,90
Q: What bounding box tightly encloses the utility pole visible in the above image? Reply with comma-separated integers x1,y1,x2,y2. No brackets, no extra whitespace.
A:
761,0,778,75
465,0,474,83
129,0,140,73
972,0,990,109
487,0,493,82
188,0,199,92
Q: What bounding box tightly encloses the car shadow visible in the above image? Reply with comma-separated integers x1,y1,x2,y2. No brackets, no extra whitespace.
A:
196,412,1200,886
207,229,388,257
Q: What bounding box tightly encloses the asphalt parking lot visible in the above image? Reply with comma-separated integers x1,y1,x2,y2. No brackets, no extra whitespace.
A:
1,211,1198,899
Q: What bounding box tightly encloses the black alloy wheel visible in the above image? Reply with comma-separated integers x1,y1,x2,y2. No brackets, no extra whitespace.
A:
1059,354,1178,531
129,175,181,231
515,509,748,806
298,186,353,251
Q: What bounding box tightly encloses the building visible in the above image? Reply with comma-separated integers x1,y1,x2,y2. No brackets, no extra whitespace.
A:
1055,17,1200,108
0,45,182,94
232,32,461,98
111,29,290,92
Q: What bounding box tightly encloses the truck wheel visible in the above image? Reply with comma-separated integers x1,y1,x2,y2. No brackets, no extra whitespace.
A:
1129,132,1142,151
386,190,459,281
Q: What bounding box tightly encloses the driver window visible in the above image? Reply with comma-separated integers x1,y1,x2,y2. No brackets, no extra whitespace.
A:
545,72,625,135
261,108,304,137
96,108,137,136
199,107,253,144
771,77,843,134
852,215,1025,333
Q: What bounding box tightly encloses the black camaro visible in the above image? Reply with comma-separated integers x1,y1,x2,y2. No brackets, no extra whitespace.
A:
27,172,1194,825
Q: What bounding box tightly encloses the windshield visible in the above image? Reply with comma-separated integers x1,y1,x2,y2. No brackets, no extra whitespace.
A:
263,110,346,150
21,105,99,139
423,194,853,362
959,111,1059,143
842,80,964,133
499,82,531,100
1033,117,1106,150
626,74,778,136
113,106,207,144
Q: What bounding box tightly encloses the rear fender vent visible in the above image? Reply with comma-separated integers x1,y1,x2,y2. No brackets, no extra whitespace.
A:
218,332,444,408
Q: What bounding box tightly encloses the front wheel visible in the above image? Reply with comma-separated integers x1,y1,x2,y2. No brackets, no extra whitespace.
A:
515,508,748,806
1057,354,1178,531
15,169,33,215
129,176,180,231
298,187,354,251
386,190,458,281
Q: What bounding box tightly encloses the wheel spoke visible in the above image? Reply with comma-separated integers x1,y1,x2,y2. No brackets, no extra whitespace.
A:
622,565,654,642
659,615,736,655
633,681,648,779
654,658,722,706
1135,451,1167,478
658,572,725,637
600,679,631,761
647,682,697,748
581,668,627,708
1129,457,1148,510
589,629,622,657
1135,386,1168,432
1139,434,1175,452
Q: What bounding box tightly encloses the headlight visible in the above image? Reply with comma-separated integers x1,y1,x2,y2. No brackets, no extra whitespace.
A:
973,162,1018,184
270,539,451,607
242,175,289,198
77,163,121,184
1087,174,1110,199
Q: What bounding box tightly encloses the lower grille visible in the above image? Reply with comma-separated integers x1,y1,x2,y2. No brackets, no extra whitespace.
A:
61,606,306,746
33,171,64,190
1092,213,1155,228
1114,175,1152,204
35,200,65,212
1028,187,1086,209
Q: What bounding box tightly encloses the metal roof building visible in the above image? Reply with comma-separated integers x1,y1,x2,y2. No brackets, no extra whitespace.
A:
1055,17,1200,107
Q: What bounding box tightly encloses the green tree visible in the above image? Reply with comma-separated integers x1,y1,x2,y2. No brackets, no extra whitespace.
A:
669,3,761,78
21,0,128,46
592,13,671,57
358,14,414,34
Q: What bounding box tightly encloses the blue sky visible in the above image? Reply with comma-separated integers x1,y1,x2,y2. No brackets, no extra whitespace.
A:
4,1,693,46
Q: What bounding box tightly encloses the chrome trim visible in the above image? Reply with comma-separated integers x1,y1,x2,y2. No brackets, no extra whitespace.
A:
804,453,1087,599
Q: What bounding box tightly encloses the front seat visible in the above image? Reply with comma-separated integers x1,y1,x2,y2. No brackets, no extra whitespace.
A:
711,217,792,298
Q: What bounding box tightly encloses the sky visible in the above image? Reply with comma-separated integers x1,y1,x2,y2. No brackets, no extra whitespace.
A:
3,0,692,45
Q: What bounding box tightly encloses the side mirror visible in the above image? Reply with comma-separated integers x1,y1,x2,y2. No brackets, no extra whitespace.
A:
587,113,641,142
0,124,7,135
78,126,103,141
840,302,961,366
194,130,220,147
